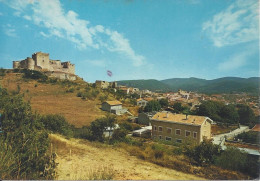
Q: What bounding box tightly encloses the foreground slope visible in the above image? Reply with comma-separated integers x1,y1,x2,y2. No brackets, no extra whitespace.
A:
50,134,204,180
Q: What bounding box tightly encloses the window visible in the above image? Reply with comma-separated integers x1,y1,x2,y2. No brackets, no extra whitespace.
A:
185,130,191,137
159,135,162,140
153,125,157,131
193,132,197,139
158,126,163,132
175,129,181,135
165,137,172,141
176,139,182,143
167,127,172,134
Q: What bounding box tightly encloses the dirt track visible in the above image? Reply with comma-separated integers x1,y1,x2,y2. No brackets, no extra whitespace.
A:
50,134,204,180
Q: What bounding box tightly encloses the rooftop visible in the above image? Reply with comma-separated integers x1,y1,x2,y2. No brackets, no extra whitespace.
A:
105,100,122,106
151,112,212,126
252,124,260,132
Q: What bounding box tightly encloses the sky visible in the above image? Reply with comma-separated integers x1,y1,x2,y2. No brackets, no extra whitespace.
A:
0,0,259,83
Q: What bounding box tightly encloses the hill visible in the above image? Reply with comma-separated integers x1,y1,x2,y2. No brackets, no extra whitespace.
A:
0,72,106,127
117,79,171,92
118,77,260,94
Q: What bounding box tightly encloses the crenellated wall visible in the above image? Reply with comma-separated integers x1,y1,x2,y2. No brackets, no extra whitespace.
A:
13,52,75,75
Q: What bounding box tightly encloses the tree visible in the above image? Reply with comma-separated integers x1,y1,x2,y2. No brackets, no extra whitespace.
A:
88,115,116,142
215,147,247,171
159,98,169,108
196,101,223,122
0,92,56,179
144,100,161,112
237,104,256,126
219,104,239,124
172,102,184,113
185,139,221,165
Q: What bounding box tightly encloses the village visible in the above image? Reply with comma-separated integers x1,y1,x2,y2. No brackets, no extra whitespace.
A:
94,79,260,157
0,52,259,180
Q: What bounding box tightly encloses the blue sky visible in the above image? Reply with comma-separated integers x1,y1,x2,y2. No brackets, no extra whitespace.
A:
0,0,259,82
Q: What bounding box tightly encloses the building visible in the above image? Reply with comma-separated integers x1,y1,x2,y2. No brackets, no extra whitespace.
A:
95,80,110,89
132,126,152,138
136,98,148,107
137,112,157,125
101,100,127,115
13,52,76,80
151,112,213,144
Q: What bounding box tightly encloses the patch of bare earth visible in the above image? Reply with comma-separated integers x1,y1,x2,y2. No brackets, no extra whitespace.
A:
49,134,204,180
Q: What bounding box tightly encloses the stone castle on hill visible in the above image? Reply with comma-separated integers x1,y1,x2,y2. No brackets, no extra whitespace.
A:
13,52,77,80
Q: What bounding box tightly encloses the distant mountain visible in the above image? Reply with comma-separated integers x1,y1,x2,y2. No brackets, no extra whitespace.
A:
118,77,260,94
117,79,171,92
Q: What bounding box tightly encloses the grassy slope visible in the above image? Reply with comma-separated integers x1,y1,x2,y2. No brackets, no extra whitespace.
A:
50,134,204,180
0,73,105,127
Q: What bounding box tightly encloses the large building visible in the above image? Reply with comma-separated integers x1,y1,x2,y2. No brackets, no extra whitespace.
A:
13,52,76,80
150,112,213,144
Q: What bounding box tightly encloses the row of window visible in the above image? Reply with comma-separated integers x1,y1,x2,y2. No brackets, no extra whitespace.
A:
153,125,197,138
154,135,183,143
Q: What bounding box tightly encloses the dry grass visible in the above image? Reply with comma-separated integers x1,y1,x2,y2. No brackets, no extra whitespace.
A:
0,73,105,127
49,134,205,180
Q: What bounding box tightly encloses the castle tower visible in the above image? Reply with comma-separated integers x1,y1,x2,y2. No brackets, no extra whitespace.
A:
27,57,35,70
13,61,20,69
32,52,50,70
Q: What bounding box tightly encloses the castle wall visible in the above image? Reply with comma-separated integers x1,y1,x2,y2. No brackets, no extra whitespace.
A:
13,52,76,80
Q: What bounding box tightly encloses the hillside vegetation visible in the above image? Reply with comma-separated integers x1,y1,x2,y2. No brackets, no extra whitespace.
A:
119,77,260,94
0,72,106,127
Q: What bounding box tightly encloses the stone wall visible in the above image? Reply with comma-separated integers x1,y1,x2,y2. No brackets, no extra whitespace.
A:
13,52,76,80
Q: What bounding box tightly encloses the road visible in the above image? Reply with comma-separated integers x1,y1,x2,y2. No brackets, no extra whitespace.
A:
212,125,249,146
212,125,260,156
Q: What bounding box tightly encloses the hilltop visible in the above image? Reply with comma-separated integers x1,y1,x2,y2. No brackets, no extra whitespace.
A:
118,77,260,94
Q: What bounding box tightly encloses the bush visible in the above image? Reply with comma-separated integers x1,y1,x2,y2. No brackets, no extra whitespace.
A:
111,128,128,142
66,87,75,93
184,139,221,165
0,92,56,179
40,114,74,138
0,68,6,76
215,147,247,171
22,69,48,81
88,115,116,142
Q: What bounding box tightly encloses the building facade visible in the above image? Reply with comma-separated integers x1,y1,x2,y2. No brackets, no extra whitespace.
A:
151,112,212,144
101,101,127,115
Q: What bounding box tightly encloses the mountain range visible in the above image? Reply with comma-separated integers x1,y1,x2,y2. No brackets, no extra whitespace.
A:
117,77,260,94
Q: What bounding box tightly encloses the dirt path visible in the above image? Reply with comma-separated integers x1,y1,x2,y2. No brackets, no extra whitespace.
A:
50,134,204,180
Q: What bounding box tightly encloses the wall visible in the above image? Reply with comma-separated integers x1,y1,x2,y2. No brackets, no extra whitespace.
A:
150,120,202,144
12,52,76,80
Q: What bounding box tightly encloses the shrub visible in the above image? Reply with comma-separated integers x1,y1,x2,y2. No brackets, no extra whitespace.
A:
0,92,56,179
111,128,128,142
77,92,83,97
40,114,74,138
66,87,75,93
215,147,247,171
87,166,115,180
0,68,6,76
184,139,221,165
88,115,116,142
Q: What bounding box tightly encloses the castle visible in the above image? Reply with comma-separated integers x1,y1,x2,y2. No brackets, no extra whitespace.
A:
13,52,77,80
